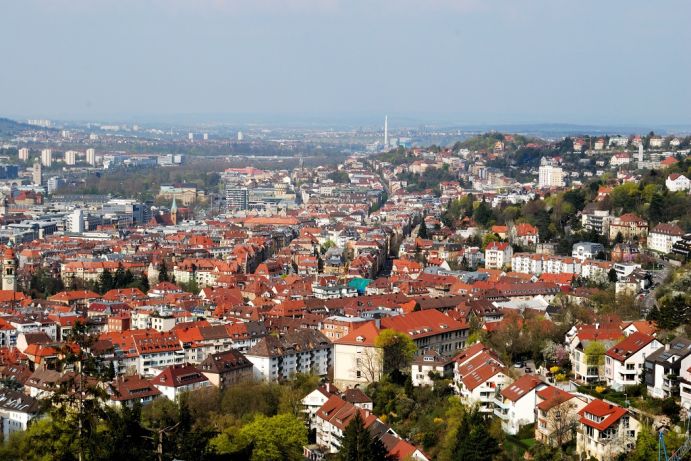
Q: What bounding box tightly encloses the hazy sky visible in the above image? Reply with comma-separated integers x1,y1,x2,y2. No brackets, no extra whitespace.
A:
1,0,690,125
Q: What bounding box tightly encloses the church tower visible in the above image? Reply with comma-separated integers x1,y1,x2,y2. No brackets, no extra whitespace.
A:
170,196,178,226
2,244,17,292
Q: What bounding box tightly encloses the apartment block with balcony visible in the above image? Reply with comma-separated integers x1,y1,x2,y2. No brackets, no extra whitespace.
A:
604,332,662,391
644,337,691,400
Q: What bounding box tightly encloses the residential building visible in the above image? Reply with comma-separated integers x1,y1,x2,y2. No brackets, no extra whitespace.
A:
644,337,691,399
534,386,587,447
576,399,639,461
566,324,623,383
453,343,510,413
648,223,684,254
538,161,565,188
665,173,690,192
151,363,210,401
411,349,454,387
104,375,161,408
40,149,52,167
608,213,648,242
246,329,332,381
86,148,96,165
572,242,605,261
199,349,253,389
225,186,249,211
484,241,513,270
309,394,429,460
581,209,613,236
604,332,662,391
493,375,546,435
0,388,40,441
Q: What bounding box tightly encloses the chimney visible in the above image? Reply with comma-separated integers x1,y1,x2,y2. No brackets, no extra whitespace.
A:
665,344,670,351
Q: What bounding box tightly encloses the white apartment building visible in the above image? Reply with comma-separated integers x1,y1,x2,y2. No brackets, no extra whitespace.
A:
86,148,96,165
538,163,565,188
648,223,684,254
40,149,52,167
484,241,513,270
246,329,332,381
604,333,662,391
64,150,77,165
493,375,546,435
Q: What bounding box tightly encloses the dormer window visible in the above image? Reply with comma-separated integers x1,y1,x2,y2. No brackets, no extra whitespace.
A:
355,336,365,343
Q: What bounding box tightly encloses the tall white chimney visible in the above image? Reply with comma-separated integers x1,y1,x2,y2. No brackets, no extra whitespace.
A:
638,143,644,162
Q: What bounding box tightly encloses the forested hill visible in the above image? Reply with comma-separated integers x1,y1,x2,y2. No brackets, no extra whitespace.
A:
0,117,36,137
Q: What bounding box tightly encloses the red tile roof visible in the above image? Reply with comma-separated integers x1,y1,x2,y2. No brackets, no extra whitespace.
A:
578,399,628,432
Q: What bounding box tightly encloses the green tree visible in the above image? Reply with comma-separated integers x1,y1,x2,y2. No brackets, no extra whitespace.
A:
473,200,492,226
157,262,169,282
233,413,307,461
376,329,417,375
451,408,500,461
584,341,607,375
338,411,394,461
99,268,114,293
418,220,428,239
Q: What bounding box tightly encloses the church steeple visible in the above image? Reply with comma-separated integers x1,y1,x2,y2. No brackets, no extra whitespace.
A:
171,196,178,225
2,243,17,292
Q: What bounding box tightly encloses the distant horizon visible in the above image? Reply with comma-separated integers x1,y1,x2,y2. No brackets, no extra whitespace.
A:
6,112,691,136
2,0,689,128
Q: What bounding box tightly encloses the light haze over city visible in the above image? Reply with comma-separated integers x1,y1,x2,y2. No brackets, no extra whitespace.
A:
2,0,690,126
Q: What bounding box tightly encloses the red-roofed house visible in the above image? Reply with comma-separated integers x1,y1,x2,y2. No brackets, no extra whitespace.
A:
576,399,640,461
608,213,648,242
310,393,429,460
333,322,382,387
566,324,624,383
151,363,210,400
665,173,690,192
493,374,546,434
605,332,662,391
511,223,539,246
453,343,510,413
534,385,587,446
484,241,513,270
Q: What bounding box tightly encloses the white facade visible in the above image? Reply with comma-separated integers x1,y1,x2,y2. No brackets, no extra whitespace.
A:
648,229,683,254
605,339,662,391
680,353,691,411
538,164,565,188
484,243,513,270
86,148,96,165
665,174,690,192
494,381,546,435
64,150,77,165
69,208,85,234
40,149,52,167
333,342,382,387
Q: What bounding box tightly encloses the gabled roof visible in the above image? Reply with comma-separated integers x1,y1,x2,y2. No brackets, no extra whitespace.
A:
578,399,628,431
152,363,208,388
501,375,544,402
606,332,657,362
536,385,576,411
334,321,380,347
108,375,161,401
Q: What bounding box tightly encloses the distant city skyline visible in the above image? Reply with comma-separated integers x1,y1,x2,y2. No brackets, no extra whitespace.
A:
2,0,690,125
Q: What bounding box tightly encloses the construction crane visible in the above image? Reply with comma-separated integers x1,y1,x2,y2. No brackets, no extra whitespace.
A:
659,415,691,461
